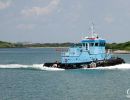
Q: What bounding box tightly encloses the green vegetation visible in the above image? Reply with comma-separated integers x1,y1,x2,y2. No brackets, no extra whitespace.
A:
0,40,130,51
0,41,24,48
0,41,73,48
24,42,74,47
0,41,14,48
106,41,130,51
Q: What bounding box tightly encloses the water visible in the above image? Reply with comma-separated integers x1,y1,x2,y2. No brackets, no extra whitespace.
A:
0,48,130,100
0,48,60,64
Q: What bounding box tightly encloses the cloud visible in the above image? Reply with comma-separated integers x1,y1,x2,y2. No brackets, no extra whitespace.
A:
0,1,11,10
16,24,36,30
104,16,114,24
21,0,60,17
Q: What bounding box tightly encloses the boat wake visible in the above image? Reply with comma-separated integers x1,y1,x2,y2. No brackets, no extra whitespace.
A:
83,64,130,70
0,64,65,71
0,64,129,71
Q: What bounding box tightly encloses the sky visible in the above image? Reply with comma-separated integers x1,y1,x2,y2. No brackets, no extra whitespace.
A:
0,0,130,43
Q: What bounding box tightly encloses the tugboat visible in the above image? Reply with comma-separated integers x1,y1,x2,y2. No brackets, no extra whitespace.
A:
44,24,125,69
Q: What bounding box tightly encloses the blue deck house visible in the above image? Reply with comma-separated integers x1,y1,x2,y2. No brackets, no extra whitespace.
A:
61,25,111,65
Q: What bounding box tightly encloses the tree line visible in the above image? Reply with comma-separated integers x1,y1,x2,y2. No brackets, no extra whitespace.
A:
0,40,130,50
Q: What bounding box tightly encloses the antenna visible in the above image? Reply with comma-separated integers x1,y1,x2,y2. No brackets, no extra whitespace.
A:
91,22,95,37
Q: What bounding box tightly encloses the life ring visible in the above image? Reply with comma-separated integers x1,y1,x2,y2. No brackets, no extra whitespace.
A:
90,62,96,68
52,64,57,68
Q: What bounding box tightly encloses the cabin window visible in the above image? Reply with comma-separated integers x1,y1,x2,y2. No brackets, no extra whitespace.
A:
99,42,106,46
85,43,88,47
95,43,99,46
99,43,103,46
82,43,85,47
86,43,88,50
89,43,94,46
92,43,94,46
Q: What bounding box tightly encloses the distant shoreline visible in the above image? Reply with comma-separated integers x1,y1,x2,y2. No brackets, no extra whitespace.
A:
112,50,130,54
28,47,68,48
0,40,130,52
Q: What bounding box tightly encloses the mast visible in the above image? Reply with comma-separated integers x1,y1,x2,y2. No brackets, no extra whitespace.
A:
91,23,95,38
90,23,98,38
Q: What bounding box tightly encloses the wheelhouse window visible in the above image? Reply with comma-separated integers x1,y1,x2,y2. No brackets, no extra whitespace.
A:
85,43,88,47
103,43,106,46
99,42,106,46
95,43,99,46
82,43,85,47
86,43,88,50
89,43,94,46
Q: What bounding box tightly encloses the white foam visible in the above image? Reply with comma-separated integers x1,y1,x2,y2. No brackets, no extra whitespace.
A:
83,63,130,70
42,66,65,71
0,64,65,71
0,63,129,71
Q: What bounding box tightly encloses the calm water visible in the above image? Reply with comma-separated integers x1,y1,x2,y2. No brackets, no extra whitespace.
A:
0,48,130,100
